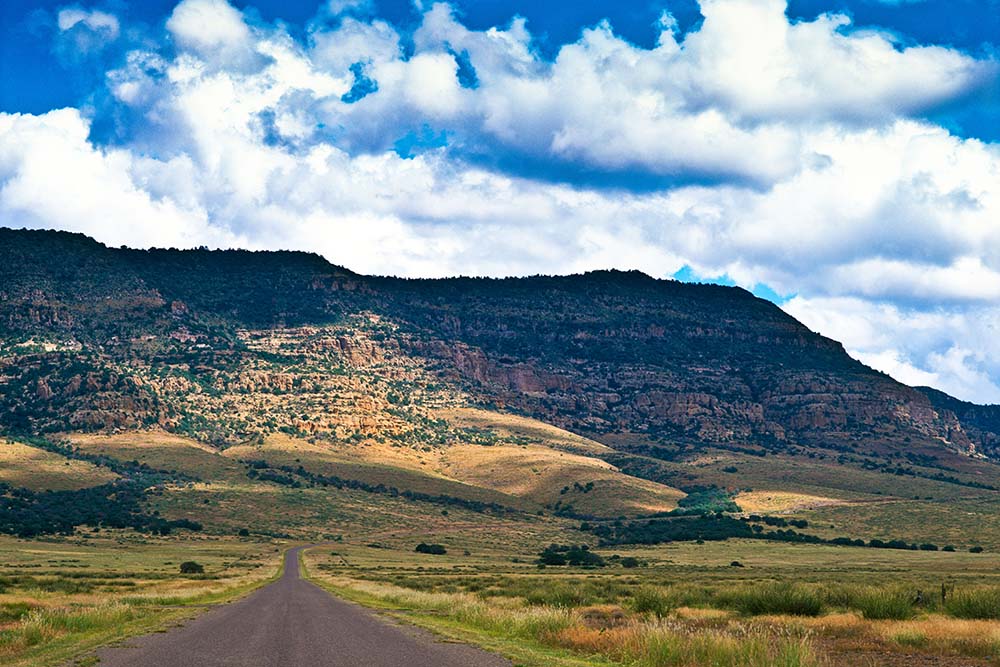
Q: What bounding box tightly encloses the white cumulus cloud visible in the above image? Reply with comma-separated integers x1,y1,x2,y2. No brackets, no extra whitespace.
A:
57,7,120,37
166,0,255,66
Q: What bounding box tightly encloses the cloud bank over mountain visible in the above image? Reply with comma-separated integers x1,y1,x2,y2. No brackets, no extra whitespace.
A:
0,0,998,402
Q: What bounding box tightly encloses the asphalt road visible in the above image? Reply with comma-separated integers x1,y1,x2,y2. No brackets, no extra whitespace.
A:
93,546,511,667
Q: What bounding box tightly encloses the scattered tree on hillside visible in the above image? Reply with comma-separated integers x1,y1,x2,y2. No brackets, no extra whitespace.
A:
415,543,447,555
179,561,204,574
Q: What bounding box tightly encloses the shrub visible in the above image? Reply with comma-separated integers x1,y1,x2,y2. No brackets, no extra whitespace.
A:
415,543,447,555
631,586,676,618
179,561,204,574
537,545,606,568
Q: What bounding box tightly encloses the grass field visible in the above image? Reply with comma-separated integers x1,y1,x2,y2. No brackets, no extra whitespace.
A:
804,495,1000,550
303,539,1000,667
3,424,1000,665
0,439,116,491
0,534,281,667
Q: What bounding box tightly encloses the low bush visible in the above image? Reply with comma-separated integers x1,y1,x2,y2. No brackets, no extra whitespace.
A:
414,543,447,555
179,561,204,574
537,544,605,567
631,586,677,618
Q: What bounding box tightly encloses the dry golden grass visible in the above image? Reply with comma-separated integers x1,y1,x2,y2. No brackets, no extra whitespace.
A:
736,490,844,514
802,612,868,636
675,607,733,621
441,441,683,515
749,612,1000,660
0,439,117,491
226,433,455,479
875,616,1000,658
548,621,819,667
65,431,247,483
439,407,612,455
223,415,682,517
223,434,541,512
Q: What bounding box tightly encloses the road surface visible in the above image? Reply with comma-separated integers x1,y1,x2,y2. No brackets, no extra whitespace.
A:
93,546,511,667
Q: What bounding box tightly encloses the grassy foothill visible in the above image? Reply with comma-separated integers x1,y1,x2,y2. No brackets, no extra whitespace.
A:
2,429,1000,666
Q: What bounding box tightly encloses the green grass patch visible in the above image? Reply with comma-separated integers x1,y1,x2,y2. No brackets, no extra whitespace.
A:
715,582,824,617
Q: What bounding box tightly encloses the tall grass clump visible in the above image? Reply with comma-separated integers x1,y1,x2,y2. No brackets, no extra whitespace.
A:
631,586,678,618
823,584,926,619
945,588,1000,620
853,588,916,621
850,588,915,620
716,583,824,617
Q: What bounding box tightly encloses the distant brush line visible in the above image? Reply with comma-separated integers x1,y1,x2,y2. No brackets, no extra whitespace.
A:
583,513,981,553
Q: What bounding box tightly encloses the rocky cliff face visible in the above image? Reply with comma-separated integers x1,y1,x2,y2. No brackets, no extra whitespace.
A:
0,227,996,462
918,387,1000,458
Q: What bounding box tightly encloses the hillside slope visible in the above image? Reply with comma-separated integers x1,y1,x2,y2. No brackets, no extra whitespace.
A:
2,227,995,456
2,227,1000,540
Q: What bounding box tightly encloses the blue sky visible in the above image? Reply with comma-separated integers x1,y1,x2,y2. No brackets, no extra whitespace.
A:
0,0,999,403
